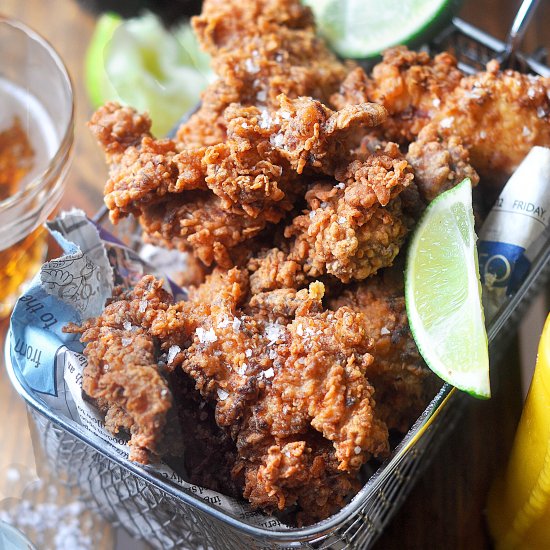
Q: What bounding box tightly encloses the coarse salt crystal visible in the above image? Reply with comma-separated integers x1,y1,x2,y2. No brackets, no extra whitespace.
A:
161,388,169,397
233,317,242,331
167,345,181,364
432,97,441,108
259,110,272,129
256,89,267,102
268,348,278,360
320,201,328,209
380,327,390,336
241,122,249,129
265,322,283,345
238,363,248,375
537,106,546,118
354,446,362,455
270,133,284,147
245,349,252,357
218,315,231,328
217,388,229,400
196,327,217,344
280,110,291,120
121,337,132,346
296,323,304,336
338,216,346,224
123,320,132,331
439,116,454,129
335,182,345,189
479,131,487,139
139,300,147,313
528,87,536,99
309,210,316,219
244,58,259,73
284,450,291,458
263,367,274,379
523,126,531,137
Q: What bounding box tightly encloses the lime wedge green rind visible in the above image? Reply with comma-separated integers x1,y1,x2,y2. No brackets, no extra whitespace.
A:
304,0,461,59
405,179,490,399
85,13,123,109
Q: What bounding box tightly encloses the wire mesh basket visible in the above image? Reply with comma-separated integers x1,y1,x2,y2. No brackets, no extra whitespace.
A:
5,17,550,550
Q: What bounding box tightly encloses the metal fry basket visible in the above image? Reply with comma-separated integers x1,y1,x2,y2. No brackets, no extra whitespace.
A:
5,18,550,550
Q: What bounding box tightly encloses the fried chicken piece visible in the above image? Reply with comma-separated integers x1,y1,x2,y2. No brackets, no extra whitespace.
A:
64,281,177,464
180,271,389,519
406,125,480,202
138,194,269,268
177,0,348,148
92,97,387,269
192,0,314,54
331,47,463,144
271,95,387,175
227,95,387,175
88,102,153,163
284,143,414,282
247,248,306,294
329,268,439,432
421,61,550,189
73,271,391,522
234,431,360,525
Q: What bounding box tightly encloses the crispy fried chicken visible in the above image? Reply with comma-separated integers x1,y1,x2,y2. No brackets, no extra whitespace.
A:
70,272,398,523
417,60,550,191
331,47,463,144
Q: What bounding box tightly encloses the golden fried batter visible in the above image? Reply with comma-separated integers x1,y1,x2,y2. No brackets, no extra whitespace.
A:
421,61,550,189
406,125,480,202
177,0,347,148
332,47,463,144
91,96,387,269
285,143,414,282
329,268,439,432
71,271,397,522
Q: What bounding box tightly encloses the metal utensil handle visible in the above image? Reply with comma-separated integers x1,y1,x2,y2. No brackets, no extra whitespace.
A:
505,0,541,57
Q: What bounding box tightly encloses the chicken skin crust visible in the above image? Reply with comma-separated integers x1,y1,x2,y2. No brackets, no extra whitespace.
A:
331,47,463,144
69,272,398,523
90,97,388,270
417,61,550,190
178,0,348,148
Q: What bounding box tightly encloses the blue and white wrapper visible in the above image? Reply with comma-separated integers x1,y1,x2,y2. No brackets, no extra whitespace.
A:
8,209,286,530
478,146,550,320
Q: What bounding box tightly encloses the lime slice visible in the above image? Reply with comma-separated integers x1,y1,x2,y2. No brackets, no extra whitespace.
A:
85,12,213,136
303,0,461,59
85,13,123,108
405,178,490,398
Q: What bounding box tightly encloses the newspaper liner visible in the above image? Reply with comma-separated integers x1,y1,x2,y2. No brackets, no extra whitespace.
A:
8,209,287,531
478,146,550,320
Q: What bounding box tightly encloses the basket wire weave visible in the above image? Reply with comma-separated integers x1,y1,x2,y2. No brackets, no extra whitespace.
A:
6,18,550,550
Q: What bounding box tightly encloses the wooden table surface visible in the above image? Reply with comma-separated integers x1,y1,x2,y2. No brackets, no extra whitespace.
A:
1,1,549,548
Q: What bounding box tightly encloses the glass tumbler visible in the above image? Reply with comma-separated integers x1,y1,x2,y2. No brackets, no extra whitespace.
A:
0,16,74,319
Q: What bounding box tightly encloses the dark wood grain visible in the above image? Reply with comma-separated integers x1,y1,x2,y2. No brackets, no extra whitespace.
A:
0,1,548,548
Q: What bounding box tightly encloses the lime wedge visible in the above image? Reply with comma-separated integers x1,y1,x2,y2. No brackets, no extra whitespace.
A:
85,12,123,108
303,0,461,59
85,12,213,136
405,178,490,398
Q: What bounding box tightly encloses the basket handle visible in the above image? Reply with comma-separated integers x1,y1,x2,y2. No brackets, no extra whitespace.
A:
501,0,541,67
